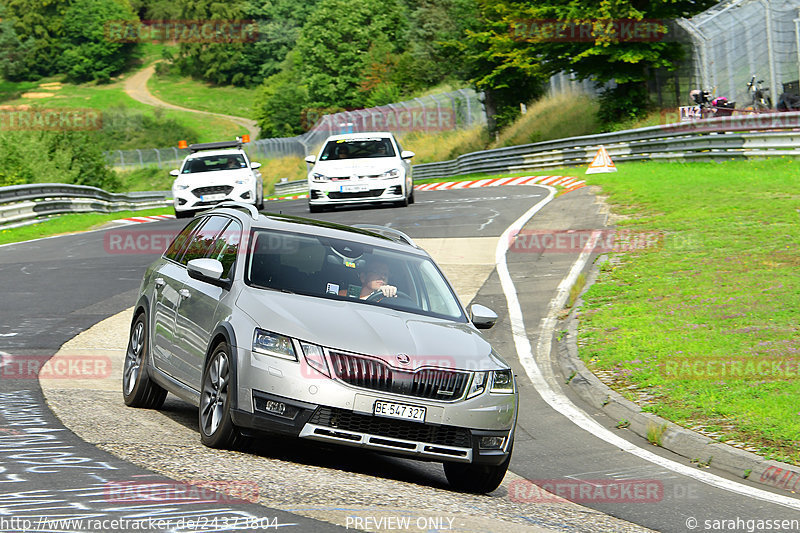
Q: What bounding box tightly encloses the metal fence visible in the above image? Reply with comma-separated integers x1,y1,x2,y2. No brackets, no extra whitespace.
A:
411,111,800,180
0,184,170,227
105,88,485,169
678,0,800,108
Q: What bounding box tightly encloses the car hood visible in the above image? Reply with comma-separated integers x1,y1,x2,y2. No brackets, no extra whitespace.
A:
236,290,500,371
173,169,253,188
311,159,400,177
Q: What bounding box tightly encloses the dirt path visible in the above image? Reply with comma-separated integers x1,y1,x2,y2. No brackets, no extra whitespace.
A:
124,64,260,139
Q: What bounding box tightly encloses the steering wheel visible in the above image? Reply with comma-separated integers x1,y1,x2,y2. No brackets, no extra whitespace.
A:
365,289,415,306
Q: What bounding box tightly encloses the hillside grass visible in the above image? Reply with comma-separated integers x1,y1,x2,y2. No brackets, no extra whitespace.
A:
147,70,258,119
579,158,800,465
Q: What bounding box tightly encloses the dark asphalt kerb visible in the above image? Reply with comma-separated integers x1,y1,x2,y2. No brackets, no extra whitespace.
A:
553,253,800,496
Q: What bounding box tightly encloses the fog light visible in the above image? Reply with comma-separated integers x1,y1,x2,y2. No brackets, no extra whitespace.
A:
264,400,286,416
479,436,505,449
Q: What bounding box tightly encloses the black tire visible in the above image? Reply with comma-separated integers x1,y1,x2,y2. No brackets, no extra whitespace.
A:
175,209,193,219
199,342,243,449
122,312,167,409
309,203,323,213
395,194,409,208
408,188,415,205
443,443,512,494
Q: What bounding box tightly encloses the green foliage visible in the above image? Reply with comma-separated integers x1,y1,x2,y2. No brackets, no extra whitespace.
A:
97,107,199,150
253,66,309,138
0,131,119,189
3,0,68,78
597,82,651,127
60,0,140,83
0,5,34,80
296,0,407,108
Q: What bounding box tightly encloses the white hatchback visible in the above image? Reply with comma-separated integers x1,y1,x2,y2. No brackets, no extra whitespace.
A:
305,132,415,212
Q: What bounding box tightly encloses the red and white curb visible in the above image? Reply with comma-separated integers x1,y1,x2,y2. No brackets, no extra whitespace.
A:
112,214,176,225
266,175,585,202
414,175,585,192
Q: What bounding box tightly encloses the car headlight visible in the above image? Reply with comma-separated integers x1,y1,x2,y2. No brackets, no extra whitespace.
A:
300,342,329,377
252,329,296,361
490,369,514,394
378,168,400,179
466,371,488,399
311,172,329,182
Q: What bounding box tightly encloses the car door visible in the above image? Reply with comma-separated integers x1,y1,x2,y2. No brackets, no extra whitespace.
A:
151,218,203,377
171,215,242,387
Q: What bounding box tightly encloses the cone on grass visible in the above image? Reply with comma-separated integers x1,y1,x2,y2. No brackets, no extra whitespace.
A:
586,145,617,174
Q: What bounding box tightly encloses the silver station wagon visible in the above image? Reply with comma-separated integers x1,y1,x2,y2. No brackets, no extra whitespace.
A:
123,202,517,493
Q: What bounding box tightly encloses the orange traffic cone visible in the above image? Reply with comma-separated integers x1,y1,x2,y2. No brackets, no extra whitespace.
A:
586,145,617,174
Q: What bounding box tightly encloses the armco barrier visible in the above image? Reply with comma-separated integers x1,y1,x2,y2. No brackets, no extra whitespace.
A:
412,112,800,180
0,184,170,227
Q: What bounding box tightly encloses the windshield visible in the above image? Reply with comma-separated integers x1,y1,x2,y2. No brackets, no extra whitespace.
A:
319,138,396,161
182,154,246,174
246,229,465,321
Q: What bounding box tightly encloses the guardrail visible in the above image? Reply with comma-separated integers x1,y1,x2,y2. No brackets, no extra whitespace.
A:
272,179,308,197
0,184,170,228
412,112,800,179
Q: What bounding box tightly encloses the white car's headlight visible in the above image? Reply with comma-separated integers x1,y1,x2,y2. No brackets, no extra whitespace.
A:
252,329,296,361
311,172,329,182
378,168,400,179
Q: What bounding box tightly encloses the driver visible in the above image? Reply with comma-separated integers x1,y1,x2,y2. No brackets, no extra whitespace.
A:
340,258,397,299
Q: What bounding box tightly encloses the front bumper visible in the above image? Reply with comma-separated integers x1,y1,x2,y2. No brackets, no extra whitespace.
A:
308,177,405,206
173,183,256,212
234,345,516,464
232,391,513,465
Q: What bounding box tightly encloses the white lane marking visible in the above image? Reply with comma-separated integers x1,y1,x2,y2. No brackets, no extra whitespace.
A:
0,333,18,337
498,185,800,511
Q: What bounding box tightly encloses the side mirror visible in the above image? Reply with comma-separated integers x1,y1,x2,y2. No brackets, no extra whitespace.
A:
305,155,317,164
250,162,262,169
470,304,497,329
187,258,226,286
400,150,415,160
169,169,180,177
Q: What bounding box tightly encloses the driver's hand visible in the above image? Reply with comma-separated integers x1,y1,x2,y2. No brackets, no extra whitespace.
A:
377,285,397,298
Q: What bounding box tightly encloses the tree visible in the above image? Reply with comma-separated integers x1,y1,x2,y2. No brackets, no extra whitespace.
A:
296,0,407,108
59,0,140,83
0,4,33,80
253,54,309,138
3,0,68,78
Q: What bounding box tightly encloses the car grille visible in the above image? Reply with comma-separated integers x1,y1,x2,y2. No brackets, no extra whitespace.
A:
309,407,472,448
329,351,469,401
328,189,384,199
192,185,234,198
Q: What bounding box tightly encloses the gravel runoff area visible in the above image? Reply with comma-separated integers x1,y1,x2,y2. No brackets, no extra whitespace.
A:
39,237,652,533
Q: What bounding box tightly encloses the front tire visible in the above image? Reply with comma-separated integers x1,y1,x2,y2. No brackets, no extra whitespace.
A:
122,312,167,409
309,203,323,213
199,342,243,449
443,443,512,494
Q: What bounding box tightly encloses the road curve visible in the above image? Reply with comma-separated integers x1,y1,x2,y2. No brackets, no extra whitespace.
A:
124,63,260,139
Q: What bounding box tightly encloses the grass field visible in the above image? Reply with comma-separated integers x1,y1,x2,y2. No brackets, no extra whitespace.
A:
0,76,246,145
579,158,799,464
147,71,258,119
0,207,172,246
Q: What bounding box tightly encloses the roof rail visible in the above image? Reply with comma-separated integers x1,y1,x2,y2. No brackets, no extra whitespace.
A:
207,201,259,220
189,141,242,152
352,224,417,247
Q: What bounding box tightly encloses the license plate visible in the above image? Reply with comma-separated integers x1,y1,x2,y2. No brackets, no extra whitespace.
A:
341,185,369,193
200,193,226,202
373,400,426,423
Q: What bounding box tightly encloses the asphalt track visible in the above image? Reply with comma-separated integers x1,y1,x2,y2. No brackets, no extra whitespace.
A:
1,185,798,532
